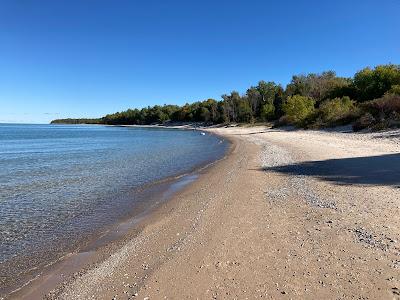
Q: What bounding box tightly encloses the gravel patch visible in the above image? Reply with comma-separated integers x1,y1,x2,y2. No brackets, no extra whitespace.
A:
248,136,337,210
351,228,390,251
350,227,400,258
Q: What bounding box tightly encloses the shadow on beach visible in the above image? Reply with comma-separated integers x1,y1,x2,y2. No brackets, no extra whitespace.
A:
264,153,400,187
372,132,400,140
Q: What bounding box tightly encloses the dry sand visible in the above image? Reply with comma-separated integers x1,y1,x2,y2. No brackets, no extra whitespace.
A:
15,127,400,299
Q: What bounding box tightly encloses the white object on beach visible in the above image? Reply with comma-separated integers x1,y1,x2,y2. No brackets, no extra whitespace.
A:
201,132,206,135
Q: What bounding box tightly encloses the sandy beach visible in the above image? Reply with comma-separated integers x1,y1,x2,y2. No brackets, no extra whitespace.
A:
13,126,400,299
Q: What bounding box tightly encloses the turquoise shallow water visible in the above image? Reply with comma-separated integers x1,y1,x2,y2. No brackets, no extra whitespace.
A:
0,124,228,291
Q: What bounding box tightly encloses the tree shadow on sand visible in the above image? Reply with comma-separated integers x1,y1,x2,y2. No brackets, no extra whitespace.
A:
264,153,400,188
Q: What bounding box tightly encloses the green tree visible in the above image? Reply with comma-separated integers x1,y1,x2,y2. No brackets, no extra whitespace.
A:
237,100,253,122
246,87,262,116
353,64,400,101
286,71,352,104
260,102,275,121
282,95,315,126
314,96,358,127
254,81,283,120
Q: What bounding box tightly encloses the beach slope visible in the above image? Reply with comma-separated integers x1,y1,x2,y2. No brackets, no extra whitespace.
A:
49,127,400,299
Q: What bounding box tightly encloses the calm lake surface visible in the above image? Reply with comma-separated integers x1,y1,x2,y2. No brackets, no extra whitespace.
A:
0,124,228,292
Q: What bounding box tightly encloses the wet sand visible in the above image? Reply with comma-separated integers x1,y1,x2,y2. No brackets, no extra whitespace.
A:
6,170,213,299
9,126,400,299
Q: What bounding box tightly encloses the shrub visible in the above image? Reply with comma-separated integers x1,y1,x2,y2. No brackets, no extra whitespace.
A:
260,102,275,121
362,93,400,119
389,85,400,95
274,115,290,127
312,96,359,127
354,94,400,131
282,95,315,126
352,113,376,131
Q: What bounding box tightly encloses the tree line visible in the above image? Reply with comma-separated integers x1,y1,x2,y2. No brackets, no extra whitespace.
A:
51,64,400,131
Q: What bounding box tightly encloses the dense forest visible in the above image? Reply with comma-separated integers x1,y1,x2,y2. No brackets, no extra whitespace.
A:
51,64,400,131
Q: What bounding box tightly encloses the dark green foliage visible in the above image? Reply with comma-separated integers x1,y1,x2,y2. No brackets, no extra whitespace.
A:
258,81,284,120
50,118,102,124
285,71,351,104
246,86,262,116
389,85,400,95
282,95,315,126
260,102,275,121
51,64,400,131
353,64,400,101
363,93,400,117
101,105,180,125
311,97,360,128
352,113,376,131
236,99,253,123
244,81,283,121
353,94,400,130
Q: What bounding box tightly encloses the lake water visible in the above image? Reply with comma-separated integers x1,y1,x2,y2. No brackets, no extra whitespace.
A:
0,124,228,293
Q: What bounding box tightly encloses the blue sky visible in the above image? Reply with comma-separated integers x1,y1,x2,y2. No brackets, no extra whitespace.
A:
0,0,399,123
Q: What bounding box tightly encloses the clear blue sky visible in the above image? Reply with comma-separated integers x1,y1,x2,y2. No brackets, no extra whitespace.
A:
1,0,399,123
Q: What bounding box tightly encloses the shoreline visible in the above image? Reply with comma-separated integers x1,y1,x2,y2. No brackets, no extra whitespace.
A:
6,130,233,300
50,123,206,130
7,126,400,299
